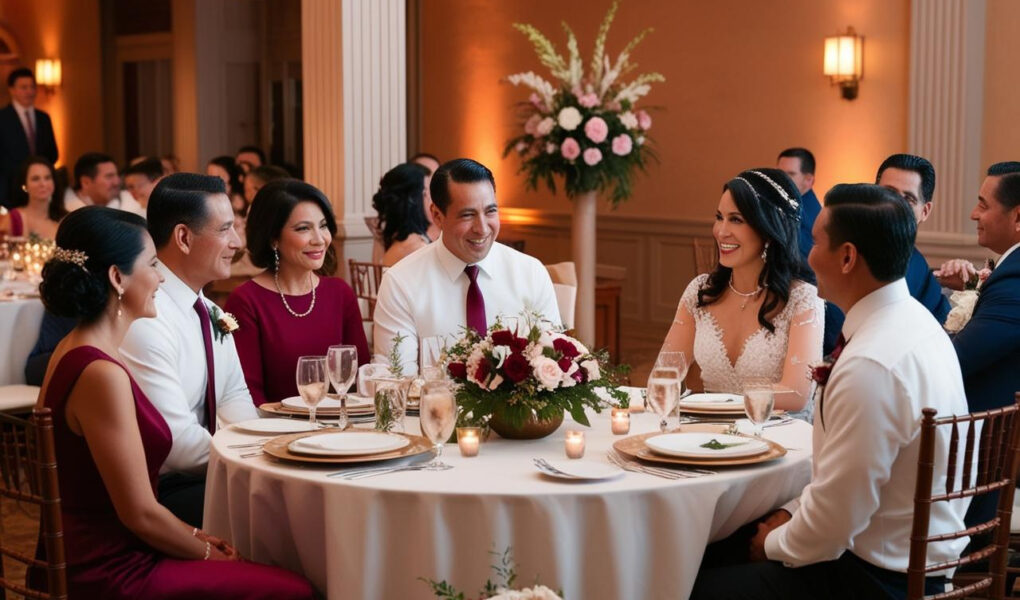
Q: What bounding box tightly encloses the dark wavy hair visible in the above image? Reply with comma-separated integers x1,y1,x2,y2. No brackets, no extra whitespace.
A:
15,156,67,222
698,168,814,333
39,207,149,324
246,179,338,276
208,155,244,197
372,163,430,249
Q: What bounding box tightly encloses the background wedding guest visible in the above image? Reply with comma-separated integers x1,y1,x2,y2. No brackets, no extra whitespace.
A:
242,164,290,208
36,206,313,599
121,173,257,528
875,153,950,324
0,67,58,208
160,153,180,176
206,155,246,214
123,157,164,214
1,156,65,239
65,152,145,216
373,158,560,373
659,168,823,417
24,311,76,385
691,185,968,600
776,148,821,259
372,162,432,267
410,152,442,240
225,179,368,406
235,144,266,174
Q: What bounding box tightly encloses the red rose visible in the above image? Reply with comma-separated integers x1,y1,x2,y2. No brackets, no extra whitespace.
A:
810,364,832,386
502,352,531,383
557,357,574,372
572,369,585,383
473,360,491,383
509,336,529,353
491,330,515,346
553,337,580,359
447,362,467,379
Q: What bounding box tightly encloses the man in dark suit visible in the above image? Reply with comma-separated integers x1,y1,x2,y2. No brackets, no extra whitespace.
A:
936,161,1020,412
0,67,59,208
875,154,951,324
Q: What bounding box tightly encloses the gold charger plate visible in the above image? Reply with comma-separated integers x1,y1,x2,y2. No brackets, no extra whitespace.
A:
678,407,787,418
262,430,432,464
613,425,786,467
258,402,373,418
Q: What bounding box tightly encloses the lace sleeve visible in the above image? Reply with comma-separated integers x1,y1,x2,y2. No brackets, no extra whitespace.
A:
774,281,824,410
679,274,709,319
786,281,825,328
657,275,705,370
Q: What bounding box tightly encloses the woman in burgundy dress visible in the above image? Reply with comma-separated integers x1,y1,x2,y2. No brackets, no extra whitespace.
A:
226,179,369,406
2,156,64,239
36,207,314,599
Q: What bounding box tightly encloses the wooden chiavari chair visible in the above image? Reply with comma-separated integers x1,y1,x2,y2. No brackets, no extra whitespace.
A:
347,260,385,321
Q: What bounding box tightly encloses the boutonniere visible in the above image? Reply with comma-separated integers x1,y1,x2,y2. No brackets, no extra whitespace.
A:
208,304,239,342
809,360,834,387
944,289,979,333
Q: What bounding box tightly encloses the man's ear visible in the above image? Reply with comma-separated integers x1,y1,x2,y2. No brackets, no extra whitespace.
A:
429,203,445,229
803,173,815,190
172,223,192,255
840,242,858,275
918,201,933,224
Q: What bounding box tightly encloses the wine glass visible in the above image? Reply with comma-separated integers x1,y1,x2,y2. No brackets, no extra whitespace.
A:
296,355,327,426
326,345,358,430
654,351,689,429
742,379,775,437
411,335,449,408
420,380,457,469
647,367,682,433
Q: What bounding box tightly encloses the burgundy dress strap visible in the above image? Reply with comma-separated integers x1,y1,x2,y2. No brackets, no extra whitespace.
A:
43,345,118,411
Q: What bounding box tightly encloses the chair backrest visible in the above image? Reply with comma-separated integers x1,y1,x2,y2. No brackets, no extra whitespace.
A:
0,407,66,599
545,262,578,329
908,396,1020,600
348,260,385,321
692,238,717,275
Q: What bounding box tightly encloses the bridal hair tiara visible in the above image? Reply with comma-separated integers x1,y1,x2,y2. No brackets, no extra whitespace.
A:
748,170,800,212
53,247,89,269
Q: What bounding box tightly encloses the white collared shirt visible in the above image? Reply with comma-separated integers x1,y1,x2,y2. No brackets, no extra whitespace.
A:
373,238,561,374
121,263,257,474
765,279,970,572
64,189,144,217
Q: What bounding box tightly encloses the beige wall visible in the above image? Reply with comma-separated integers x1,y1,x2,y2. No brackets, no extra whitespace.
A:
0,0,104,170
418,0,911,223
981,0,1020,171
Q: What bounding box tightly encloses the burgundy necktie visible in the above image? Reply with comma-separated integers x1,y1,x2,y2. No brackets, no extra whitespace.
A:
23,110,36,156
819,333,847,429
192,298,218,433
464,265,487,335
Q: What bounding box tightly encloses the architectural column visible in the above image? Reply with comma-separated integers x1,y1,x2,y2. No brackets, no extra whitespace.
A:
301,0,407,269
909,0,989,262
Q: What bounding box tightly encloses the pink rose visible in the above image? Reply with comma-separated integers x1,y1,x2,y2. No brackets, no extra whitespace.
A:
637,110,652,130
524,114,542,136
532,356,563,391
611,134,633,156
582,147,603,166
578,92,600,108
584,117,609,143
536,117,555,136
561,138,581,161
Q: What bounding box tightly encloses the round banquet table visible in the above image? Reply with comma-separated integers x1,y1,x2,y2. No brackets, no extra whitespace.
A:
205,411,813,600
0,285,44,385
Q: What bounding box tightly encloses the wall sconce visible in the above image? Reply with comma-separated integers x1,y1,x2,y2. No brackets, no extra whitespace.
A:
35,58,62,92
823,27,863,100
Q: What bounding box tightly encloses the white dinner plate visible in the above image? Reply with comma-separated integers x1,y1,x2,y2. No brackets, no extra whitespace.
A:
536,460,625,481
288,432,410,456
231,418,318,434
281,394,374,411
645,432,770,459
678,393,744,412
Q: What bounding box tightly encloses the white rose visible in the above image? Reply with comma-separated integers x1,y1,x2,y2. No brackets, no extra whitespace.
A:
619,110,638,129
580,359,600,381
532,356,563,391
492,345,510,369
944,290,979,333
536,116,555,136
557,106,583,131
531,586,563,600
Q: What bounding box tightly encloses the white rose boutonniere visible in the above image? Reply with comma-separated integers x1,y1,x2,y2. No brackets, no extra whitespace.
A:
944,290,979,334
209,304,239,342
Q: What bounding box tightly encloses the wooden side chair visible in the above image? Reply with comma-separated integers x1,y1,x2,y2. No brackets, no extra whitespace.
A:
692,238,717,275
348,259,385,321
907,397,1020,600
0,407,66,599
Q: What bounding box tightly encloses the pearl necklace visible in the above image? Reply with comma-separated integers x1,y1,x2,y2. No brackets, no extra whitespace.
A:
728,280,763,310
274,270,316,317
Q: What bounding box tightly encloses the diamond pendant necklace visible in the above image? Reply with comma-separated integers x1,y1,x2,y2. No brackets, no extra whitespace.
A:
728,279,763,310
275,270,317,317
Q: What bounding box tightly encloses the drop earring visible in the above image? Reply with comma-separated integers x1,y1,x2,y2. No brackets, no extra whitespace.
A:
761,242,770,263
117,289,124,317
21,185,27,192
273,246,280,270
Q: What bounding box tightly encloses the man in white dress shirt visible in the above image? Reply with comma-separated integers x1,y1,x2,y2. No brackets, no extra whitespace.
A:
373,158,560,373
121,172,257,527
64,152,145,216
691,184,969,599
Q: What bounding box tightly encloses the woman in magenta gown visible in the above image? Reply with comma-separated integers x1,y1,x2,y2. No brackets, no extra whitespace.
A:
226,179,369,406
36,206,314,599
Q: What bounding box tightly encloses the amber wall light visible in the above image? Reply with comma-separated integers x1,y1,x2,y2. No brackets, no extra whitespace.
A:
35,59,62,92
823,27,863,100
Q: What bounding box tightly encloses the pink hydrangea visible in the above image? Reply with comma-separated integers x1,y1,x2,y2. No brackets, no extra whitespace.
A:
584,117,609,144
524,114,542,136
560,138,581,161
578,92,600,108
637,110,652,130
611,134,633,156
583,147,603,166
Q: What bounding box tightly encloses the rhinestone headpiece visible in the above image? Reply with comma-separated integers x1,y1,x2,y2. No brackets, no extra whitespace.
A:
748,170,800,212
53,247,88,269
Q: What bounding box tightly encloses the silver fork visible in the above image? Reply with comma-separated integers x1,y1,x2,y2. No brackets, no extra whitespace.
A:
607,451,684,479
339,463,451,480
228,438,271,449
533,458,578,478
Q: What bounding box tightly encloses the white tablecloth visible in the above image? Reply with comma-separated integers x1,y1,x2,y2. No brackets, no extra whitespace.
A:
0,291,44,385
205,412,813,600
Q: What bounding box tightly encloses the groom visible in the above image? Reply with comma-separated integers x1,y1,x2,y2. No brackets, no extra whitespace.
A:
121,173,258,527
691,185,968,600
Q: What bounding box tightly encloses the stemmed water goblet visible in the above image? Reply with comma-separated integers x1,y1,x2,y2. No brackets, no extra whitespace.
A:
647,366,682,433
326,345,358,429
296,355,327,426
741,378,775,438
420,380,457,469
653,351,689,429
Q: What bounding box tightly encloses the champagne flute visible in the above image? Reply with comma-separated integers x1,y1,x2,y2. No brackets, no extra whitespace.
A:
742,379,775,438
654,351,689,429
327,345,358,430
647,367,681,433
296,355,327,426
420,380,457,469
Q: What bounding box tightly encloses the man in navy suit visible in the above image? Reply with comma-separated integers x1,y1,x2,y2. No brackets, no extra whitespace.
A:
875,154,951,324
0,67,59,208
936,161,1020,412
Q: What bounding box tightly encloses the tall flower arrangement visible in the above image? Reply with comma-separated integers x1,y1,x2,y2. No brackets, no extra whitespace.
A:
503,0,664,206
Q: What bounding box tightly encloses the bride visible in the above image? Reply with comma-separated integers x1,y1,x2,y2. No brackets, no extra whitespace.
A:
659,168,823,418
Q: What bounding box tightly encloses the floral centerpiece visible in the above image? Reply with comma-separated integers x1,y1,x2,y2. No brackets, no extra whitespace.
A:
445,314,627,439
422,548,564,600
503,0,663,205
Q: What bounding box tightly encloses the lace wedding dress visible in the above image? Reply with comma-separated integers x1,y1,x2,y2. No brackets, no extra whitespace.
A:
679,274,825,421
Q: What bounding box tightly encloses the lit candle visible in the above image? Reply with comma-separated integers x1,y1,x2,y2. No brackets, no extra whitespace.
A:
611,407,630,435
564,430,585,459
457,427,481,457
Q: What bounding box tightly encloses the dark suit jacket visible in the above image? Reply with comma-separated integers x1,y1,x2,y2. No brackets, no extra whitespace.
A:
906,246,951,324
954,247,1020,411
0,103,58,207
